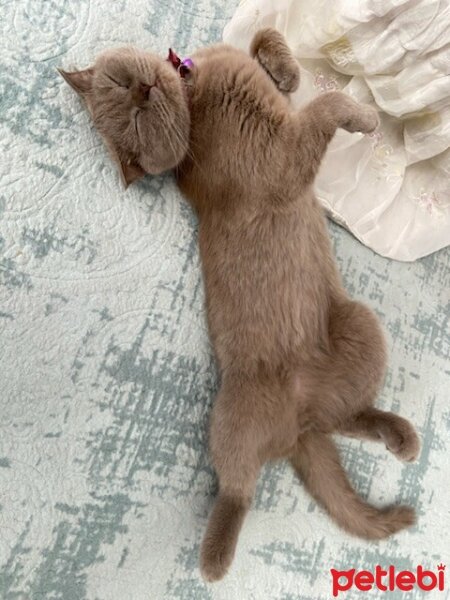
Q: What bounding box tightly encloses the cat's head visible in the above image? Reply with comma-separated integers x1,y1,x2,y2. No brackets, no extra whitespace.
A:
59,47,190,186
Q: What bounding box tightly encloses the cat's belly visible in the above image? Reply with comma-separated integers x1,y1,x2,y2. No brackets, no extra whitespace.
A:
199,216,333,371
206,285,326,371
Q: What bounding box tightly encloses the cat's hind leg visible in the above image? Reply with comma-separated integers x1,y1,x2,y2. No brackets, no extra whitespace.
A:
338,408,420,462
307,299,419,463
300,299,388,432
200,377,268,581
289,300,418,537
250,28,300,93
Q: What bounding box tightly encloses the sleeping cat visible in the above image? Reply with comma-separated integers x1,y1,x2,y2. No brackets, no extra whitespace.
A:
59,29,420,581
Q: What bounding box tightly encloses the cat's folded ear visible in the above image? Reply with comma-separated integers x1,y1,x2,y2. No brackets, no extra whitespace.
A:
118,160,147,188
103,139,146,188
58,67,94,97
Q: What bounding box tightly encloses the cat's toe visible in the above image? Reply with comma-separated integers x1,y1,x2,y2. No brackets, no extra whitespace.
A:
279,68,301,93
343,105,379,134
360,106,380,133
251,27,300,94
386,428,421,463
200,551,230,582
257,49,300,93
200,538,233,582
356,105,380,134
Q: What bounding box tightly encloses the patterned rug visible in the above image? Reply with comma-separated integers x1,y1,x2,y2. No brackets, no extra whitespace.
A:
1,0,449,598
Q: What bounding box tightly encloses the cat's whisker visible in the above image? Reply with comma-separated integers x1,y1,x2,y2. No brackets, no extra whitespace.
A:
153,102,185,167
156,99,202,172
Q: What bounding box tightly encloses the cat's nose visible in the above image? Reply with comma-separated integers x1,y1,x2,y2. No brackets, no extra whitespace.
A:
139,83,151,100
132,82,152,106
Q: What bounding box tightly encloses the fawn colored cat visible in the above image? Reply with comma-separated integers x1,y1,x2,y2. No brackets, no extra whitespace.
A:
60,29,420,581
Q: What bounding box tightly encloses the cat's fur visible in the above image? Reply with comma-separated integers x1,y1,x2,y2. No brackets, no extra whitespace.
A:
60,29,420,582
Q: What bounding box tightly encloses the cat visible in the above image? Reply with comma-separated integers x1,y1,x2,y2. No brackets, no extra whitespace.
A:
59,29,420,582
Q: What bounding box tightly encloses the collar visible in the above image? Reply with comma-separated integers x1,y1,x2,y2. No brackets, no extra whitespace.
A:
167,48,194,78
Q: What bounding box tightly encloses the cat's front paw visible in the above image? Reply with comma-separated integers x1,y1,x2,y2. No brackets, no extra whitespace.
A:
251,28,300,93
342,104,380,134
256,48,300,93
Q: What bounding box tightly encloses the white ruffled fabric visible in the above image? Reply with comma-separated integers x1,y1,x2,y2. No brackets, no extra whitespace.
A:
223,0,450,261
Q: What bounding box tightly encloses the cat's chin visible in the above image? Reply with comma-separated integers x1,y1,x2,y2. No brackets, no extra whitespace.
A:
139,150,187,176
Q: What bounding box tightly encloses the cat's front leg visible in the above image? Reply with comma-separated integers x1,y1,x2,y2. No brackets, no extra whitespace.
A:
296,92,379,183
334,93,379,134
303,91,379,135
250,28,300,94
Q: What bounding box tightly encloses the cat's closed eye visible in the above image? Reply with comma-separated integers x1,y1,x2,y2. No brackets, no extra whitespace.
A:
105,73,130,89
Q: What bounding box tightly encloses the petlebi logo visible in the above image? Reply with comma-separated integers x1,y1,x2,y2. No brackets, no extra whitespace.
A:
330,564,446,597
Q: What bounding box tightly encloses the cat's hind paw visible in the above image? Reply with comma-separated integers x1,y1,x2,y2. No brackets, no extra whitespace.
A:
385,423,421,463
200,539,233,582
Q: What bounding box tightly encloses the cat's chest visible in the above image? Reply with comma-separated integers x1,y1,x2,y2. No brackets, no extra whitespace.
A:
181,103,286,205
189,63,283,147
